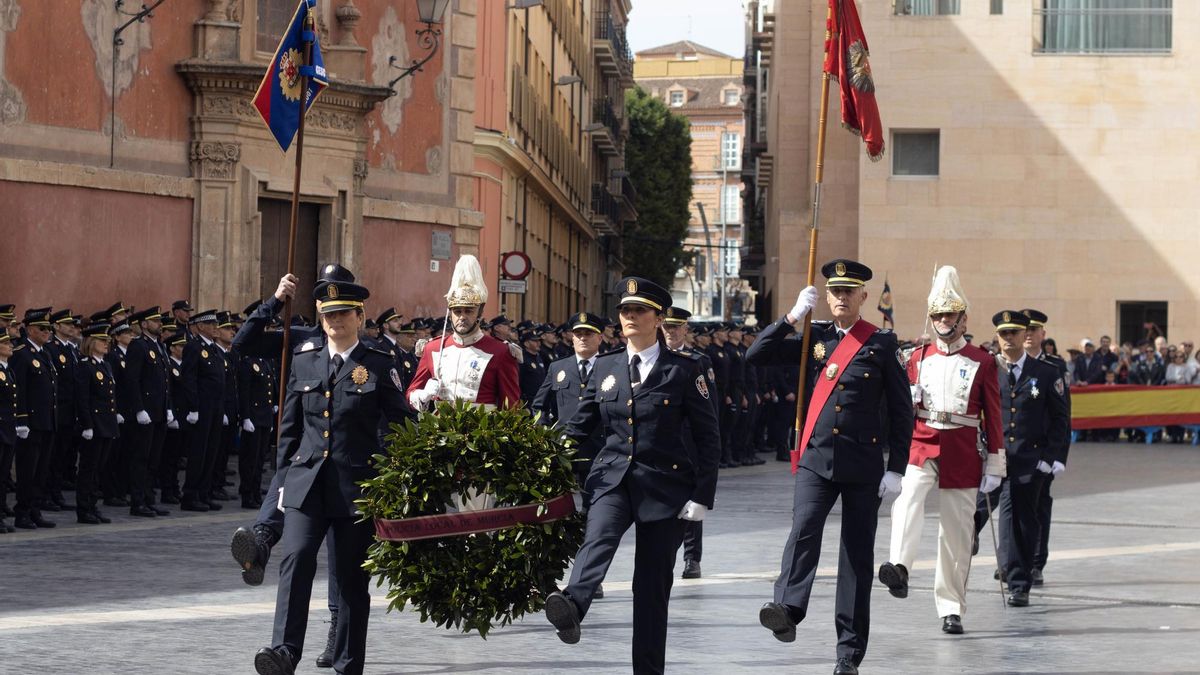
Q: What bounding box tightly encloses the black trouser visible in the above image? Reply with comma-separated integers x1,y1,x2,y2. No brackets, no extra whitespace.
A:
159,426,184,498
239,428,271,499
271,476,374,675
562,481,687,675
719,399,738,464
104,423,131,499
77,436,112,514
143,421,167,504
998,474,1044,593
683,521,703,563
769,399,796,455
1032,474,1055,572
182,412,221,503
256,465,341,613
15,430,53,516
48,422,77,495
775,467,880,667
125,422,163,508
0,441,14,510
210,421,235,494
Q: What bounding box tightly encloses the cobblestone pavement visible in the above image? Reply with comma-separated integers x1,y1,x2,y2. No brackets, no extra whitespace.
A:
3,441,1199,674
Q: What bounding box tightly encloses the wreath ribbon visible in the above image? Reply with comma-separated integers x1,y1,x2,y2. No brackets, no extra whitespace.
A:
374,493,576,542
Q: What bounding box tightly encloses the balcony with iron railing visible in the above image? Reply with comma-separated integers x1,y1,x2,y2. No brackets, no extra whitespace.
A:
610,173,637,219
590,98,622,155
593,7,633,82
590,183,621,236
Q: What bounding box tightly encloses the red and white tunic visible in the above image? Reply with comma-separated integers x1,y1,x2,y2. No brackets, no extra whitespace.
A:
407,329,521,409
907,337,1005,488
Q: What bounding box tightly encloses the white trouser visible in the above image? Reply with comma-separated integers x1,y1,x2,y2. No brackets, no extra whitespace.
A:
888,459,977,618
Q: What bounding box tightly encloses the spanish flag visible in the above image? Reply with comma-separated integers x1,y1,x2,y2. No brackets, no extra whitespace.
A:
823,0,885,160
252,0,328,152
1070,385,1200,430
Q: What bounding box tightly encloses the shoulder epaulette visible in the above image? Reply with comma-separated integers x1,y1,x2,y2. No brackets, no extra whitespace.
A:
549,353,576,366
294,339,320,354
367,345,393,357
596,346,628,359
667,347,701,361
877,327,894,334
811,320,833,327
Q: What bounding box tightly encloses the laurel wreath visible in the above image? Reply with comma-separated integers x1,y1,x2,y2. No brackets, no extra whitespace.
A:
358,400,585,637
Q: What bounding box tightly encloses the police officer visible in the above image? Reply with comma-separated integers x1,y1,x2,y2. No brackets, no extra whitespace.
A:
376,308,419,391
178,309,228,512
127,307,171,516
661,306,719,580
171,300,195,341
10,307,59,529
105,322,138,507
0,331,17,533
518,326,547,405
543,278,721,675
749,260,913,675
75,323,119,525
210,311,240,503
44,309,80,512
253,275,411,675
974,311,1069,606
238,343,276,510
162,333,188,504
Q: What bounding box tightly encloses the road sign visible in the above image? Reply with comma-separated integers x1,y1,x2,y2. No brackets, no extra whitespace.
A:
500,251,531,280
498,279,527,294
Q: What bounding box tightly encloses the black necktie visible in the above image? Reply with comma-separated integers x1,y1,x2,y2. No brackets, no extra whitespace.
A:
330,354,344,386
630,355,641,387
1008,363,1017,388
579,360,589,384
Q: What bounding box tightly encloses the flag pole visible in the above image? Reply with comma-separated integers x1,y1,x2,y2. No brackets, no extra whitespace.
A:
275,4,316,439
792,1,836,459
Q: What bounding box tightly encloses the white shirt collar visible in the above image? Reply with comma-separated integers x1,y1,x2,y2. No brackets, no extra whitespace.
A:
118,345,127,355
383,333,398,347
452,328,484,347
576,354,596,368
1004,351,1028,374
199,335,214,346
328,341,359,363
627,341,661,367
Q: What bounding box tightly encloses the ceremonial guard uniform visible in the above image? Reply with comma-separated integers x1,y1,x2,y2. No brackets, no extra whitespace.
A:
880,266,1005,635
178,310,228,511
749,260,912,675
544,278,721,675
75,324,119,524
10,308,59,529
0,332,18,533
255,277,411,675
974,311,1070,605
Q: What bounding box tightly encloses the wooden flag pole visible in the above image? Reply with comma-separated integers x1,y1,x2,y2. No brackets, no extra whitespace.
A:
792,2,835,457
275,6,316,439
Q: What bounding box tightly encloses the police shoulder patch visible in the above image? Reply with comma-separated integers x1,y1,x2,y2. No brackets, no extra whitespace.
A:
390,367,403,389
695,375,710,399
1054,377,1065,396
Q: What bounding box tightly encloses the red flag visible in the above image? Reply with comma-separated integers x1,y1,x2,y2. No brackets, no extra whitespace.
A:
823,0,884,161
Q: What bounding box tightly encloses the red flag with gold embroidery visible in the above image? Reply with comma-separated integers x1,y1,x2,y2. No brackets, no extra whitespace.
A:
823,0,884,161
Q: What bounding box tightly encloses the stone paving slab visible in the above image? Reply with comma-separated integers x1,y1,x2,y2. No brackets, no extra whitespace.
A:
2,442,1200,674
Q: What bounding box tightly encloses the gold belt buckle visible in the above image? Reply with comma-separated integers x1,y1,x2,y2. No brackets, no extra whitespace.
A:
933,411,951,424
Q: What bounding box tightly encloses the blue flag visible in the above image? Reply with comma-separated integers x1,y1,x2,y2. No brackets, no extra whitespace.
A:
252,0,328,152
877,277,894,328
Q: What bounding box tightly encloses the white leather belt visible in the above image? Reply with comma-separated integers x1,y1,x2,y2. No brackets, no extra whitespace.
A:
916,408,981,429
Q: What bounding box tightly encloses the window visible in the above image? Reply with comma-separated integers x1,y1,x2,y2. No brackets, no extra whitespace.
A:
722,239,740,276
722,185,741,223
723,89,740,106
894,0,960,15
256,0,295,53
1118,301,1168,345
1036,1,1171,54
721,132,741,170
892,131,939,177
669,90,684,107
991,0,1003,14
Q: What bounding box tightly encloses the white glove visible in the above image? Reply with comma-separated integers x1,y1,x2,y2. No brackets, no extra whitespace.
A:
186,411,199,425
910,385,923,406
677,500,707,522
15,426,29,440
1036,460,1053,474
136,410,151,425
242,419,255,433
1051,460,1066,477
408,378,441,409
222,414,229,426
116,414,125,425
81,428,94,440
878,471,903,499
166,409,175,424
787,286,820,323
979,473,1002,494
167,420,179,430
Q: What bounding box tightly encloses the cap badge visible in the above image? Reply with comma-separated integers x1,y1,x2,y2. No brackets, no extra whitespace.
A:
328,284,339,300
1003,311,1011,323
579,313,587,323
813,343,827,361
835,261,847,277
351,365,369,385
626,279,637,295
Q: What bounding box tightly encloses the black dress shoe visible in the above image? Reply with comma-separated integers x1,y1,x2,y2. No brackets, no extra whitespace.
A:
14,514,37,529
775,452,790,462
833,657,859,675
544,591,581,644
315,609,338,668
1007,591,1030,607
1031,568,1044,586
242,497,259,509
232,526,274,586
0,519,14,533
254,646,296,675
161,492,180,505
682,559,702,579
103,497,129,507
151,505,170,516
30,511,56,528
942,614,963,634
593,584,604,599
206,500,223,511
210,488,234,501
129,505,158,518
878,562,908,598
39,500,62,512
77,511,102,525
758,602,796,643
93,509,112,524
180,500,210,512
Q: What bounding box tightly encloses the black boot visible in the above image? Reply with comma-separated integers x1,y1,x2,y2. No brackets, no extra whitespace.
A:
231,525,276,586
315,609,338,668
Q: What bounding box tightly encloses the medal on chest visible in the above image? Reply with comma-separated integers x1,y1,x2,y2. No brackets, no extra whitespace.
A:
825,362,839,380
1029,378,1040,399
351,365,370,385
600,374,616,392
813,342,826,361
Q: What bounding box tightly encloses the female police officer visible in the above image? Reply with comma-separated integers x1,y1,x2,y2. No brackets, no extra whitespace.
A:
544,277,721,674
75,323,119,525
254,276,411,675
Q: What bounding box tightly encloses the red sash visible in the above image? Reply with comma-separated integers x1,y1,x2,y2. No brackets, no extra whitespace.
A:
793,319,877,473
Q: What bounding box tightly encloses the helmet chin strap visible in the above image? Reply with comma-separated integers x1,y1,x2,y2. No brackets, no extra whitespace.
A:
933,314,965,340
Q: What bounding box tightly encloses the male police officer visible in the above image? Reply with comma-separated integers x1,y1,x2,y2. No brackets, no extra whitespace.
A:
178,309,228,511
11,307,59,529
749,260,912,675
974,311,1070,606
126,307,171,516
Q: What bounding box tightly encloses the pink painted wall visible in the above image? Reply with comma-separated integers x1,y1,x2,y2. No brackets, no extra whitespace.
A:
359,217,456,319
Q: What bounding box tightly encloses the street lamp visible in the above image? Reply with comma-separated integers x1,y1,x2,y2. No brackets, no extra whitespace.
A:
386,0,453,93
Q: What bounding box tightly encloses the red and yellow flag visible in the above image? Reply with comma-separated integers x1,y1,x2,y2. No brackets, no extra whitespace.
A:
1070,385,1200,430
823,0,885,161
